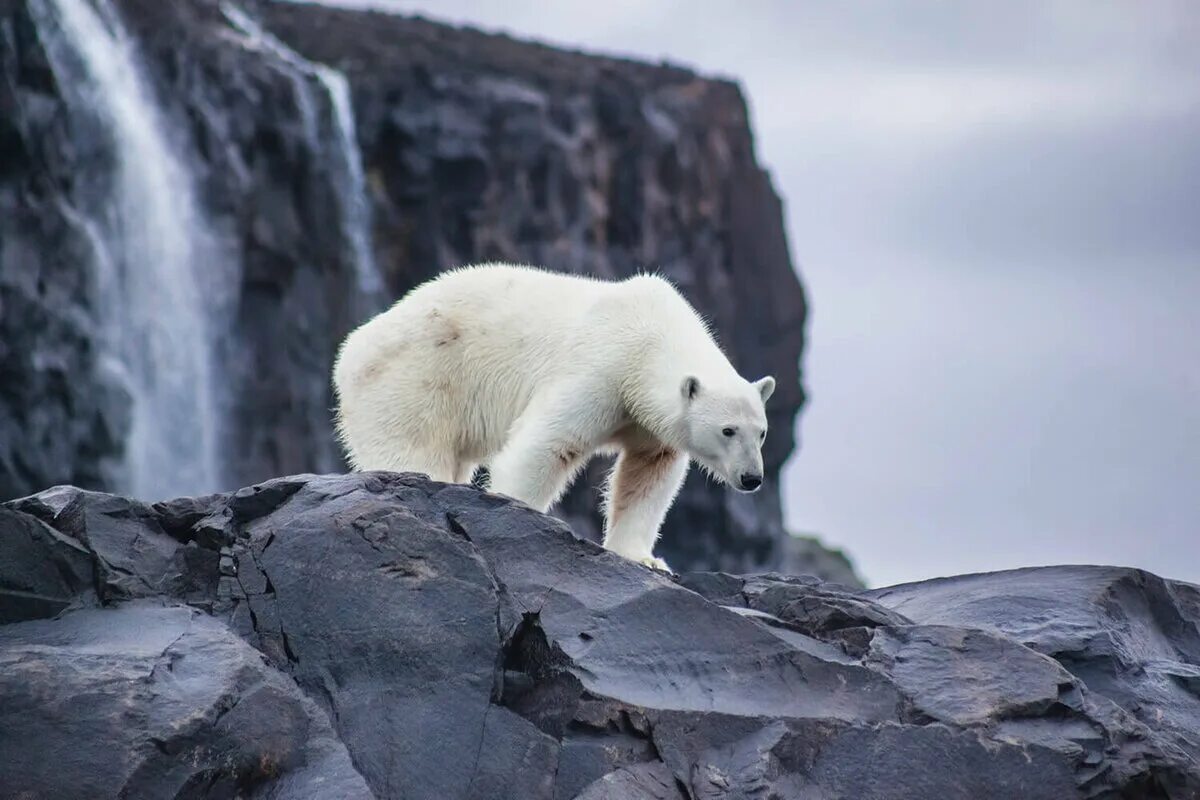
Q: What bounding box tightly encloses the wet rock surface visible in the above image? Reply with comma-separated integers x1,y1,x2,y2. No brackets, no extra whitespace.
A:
2,472,1197,799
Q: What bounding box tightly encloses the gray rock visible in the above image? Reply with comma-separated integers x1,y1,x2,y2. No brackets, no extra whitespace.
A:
864,624,1081,725
2,472,1197,798
574,762,684,800
870,566,1200,793
0,602,371,800
0,506,94,622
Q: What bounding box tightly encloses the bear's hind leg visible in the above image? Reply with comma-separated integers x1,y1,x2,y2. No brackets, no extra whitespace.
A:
603,448,689,571
453,460,479,485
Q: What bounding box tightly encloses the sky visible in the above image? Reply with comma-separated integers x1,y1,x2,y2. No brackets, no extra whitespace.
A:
302,1,1200,587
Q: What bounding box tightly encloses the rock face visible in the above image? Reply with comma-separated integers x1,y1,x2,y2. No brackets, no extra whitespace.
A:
2,473,1197,799
0,0,816,574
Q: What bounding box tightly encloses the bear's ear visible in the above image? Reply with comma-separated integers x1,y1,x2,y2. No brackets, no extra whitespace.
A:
681,376,701,401
754,376,776,403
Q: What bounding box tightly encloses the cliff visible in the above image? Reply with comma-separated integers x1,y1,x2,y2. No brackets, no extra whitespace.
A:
0,0,825,576
2,473,1198,798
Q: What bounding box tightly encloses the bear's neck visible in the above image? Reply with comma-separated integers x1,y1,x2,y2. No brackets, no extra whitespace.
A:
623,337,739,450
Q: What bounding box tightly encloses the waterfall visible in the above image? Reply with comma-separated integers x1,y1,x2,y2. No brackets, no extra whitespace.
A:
221,3,385,302
29,0,222,500
315,66,384,299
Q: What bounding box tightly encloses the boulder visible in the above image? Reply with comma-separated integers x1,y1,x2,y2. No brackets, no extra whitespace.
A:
2,472,1196,798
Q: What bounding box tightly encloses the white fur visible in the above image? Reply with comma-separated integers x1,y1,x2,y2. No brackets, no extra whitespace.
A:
332,263,774,571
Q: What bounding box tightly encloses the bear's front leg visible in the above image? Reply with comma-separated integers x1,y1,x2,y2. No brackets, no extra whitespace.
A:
603,447,689,572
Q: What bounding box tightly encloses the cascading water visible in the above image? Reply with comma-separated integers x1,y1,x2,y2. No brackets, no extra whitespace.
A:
221,3,385,304
29,0,222,499
316,66,384,299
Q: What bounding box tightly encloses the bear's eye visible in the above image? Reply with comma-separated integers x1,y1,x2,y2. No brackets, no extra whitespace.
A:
722,427,736,438
760,431,766,442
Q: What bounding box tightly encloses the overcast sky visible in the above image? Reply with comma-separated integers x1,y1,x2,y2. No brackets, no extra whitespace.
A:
304,1,1200,587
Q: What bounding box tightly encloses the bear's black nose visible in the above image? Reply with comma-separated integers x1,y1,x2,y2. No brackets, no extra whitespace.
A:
740,474,762,491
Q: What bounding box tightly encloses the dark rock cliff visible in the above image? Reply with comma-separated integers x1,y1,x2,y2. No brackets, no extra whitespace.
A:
0,0,823,576
2,473,1197,798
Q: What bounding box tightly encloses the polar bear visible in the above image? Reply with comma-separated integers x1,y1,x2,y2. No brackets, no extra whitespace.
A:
332,263,774,571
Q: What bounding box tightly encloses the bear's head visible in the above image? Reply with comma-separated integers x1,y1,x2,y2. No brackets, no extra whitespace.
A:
681,374,775,492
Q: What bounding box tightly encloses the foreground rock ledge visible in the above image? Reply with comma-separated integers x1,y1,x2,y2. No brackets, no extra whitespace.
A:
1,473,1197,799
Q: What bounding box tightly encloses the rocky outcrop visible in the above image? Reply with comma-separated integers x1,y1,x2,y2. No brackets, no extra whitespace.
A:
2,473,1197,798
0,0,817,575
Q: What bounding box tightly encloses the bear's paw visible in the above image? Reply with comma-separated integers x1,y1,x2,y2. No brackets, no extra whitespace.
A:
638,554,673,573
